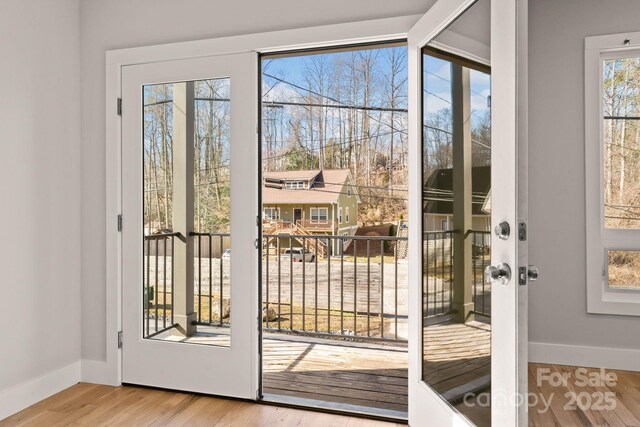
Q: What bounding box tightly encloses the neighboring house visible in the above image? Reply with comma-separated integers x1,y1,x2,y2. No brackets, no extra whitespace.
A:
423,166,491,232
262,169,360,255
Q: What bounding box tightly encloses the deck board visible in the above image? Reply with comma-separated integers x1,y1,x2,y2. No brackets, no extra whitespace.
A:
262,321,490,414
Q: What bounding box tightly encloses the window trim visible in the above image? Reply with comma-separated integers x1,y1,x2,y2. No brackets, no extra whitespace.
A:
338,207,342,223
310,207,328,221
345,207,350,223
585,33,640,316
264,207,280,220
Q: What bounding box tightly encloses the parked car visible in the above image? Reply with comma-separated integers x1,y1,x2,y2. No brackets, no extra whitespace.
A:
222,249,231,259
282,247,315,262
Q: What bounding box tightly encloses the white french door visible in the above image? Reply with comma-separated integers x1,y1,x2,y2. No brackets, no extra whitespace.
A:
121,52,259,398
408,0,528,426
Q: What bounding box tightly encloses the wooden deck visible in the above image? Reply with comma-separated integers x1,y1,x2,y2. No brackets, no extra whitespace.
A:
262,321,490,415
423,320,491,401
263,335,409,415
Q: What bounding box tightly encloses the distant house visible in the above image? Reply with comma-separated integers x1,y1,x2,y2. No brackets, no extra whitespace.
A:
262,169,360,255
423,166,491,232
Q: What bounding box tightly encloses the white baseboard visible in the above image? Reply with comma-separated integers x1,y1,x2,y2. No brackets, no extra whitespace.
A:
81,359,117,386
529,342,640,372
0,361,81,420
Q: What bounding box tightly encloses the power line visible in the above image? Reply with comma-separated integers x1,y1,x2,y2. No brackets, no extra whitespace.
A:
263,73,408,136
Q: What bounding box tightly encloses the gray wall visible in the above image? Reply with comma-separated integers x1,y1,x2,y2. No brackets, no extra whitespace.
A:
528,0,640,349
79,0,434,361
0,0,81,391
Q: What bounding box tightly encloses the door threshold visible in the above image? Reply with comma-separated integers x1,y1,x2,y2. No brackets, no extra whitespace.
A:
261,393,408,423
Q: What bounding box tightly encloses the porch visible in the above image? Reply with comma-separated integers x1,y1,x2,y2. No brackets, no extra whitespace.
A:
142,231,491,415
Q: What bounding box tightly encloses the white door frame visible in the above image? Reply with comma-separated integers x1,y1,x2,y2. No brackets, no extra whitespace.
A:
103,14,420,388
407,0,528,425
104,8,528,424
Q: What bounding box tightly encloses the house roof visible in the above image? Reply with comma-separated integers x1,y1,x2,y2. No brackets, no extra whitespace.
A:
263,169,356,205
423,166,491,215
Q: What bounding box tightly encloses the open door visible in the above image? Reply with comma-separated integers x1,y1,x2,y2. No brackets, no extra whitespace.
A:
121,52,259,398
408,0,528,425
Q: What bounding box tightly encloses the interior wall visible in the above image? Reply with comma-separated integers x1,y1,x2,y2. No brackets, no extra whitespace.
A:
528,0,640,353
79,0,433,363
0,0,82,409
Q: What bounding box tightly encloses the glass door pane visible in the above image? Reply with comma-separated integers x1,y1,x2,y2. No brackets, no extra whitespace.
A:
420,0,492,425
143,78,232,347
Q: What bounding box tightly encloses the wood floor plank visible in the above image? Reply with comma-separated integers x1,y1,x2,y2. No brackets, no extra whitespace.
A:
2,362,640,426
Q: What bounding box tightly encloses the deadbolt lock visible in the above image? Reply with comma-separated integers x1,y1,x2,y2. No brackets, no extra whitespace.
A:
494,221,510,240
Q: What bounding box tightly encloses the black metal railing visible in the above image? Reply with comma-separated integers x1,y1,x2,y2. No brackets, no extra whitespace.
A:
423,231,455,318
422,230,492,319
143,232,179,338
262,234,408,342
142,229,487,341
472,230,491,317
191,232,231,327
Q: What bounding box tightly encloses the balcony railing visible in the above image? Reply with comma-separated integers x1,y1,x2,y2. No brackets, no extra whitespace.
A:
423,231,455,318
262,234,407,342
423,230,492,319
142,229,490,341
143,232,179,339
472,230,491,317
295,219,337,231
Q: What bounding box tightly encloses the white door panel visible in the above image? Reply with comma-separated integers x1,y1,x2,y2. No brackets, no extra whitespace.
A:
408,0,528,425
121,53,258,398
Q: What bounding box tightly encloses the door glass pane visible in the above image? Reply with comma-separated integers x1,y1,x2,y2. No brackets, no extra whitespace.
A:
602,57,640,229
143,78,231,347
421,1,491,425
607,250,640,289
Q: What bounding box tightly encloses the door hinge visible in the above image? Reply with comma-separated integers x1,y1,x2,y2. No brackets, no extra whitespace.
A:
117,214,123,232
117,331,123,348
117,98,122,116
518,221,527,241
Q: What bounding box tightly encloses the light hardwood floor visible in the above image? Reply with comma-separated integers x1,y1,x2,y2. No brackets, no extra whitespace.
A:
2,363,640,426
0,384,403,427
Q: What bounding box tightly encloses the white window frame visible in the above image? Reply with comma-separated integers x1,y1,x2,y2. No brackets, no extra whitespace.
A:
585,32,640,316
338,207,343,223
285,180,305,189
264,207,280,220
345,207,349,223
310,207,328,221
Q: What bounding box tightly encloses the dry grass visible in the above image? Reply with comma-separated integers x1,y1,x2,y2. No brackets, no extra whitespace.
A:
608,251,640,289
263,303,397,339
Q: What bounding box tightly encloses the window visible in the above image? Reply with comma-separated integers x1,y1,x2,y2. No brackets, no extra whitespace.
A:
338,207,343,223
264,207,279,220
347,186,352,197
441,219,448,231
345,207,349,223
585,34,640,315
310,207,328,221
285,181,306,189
